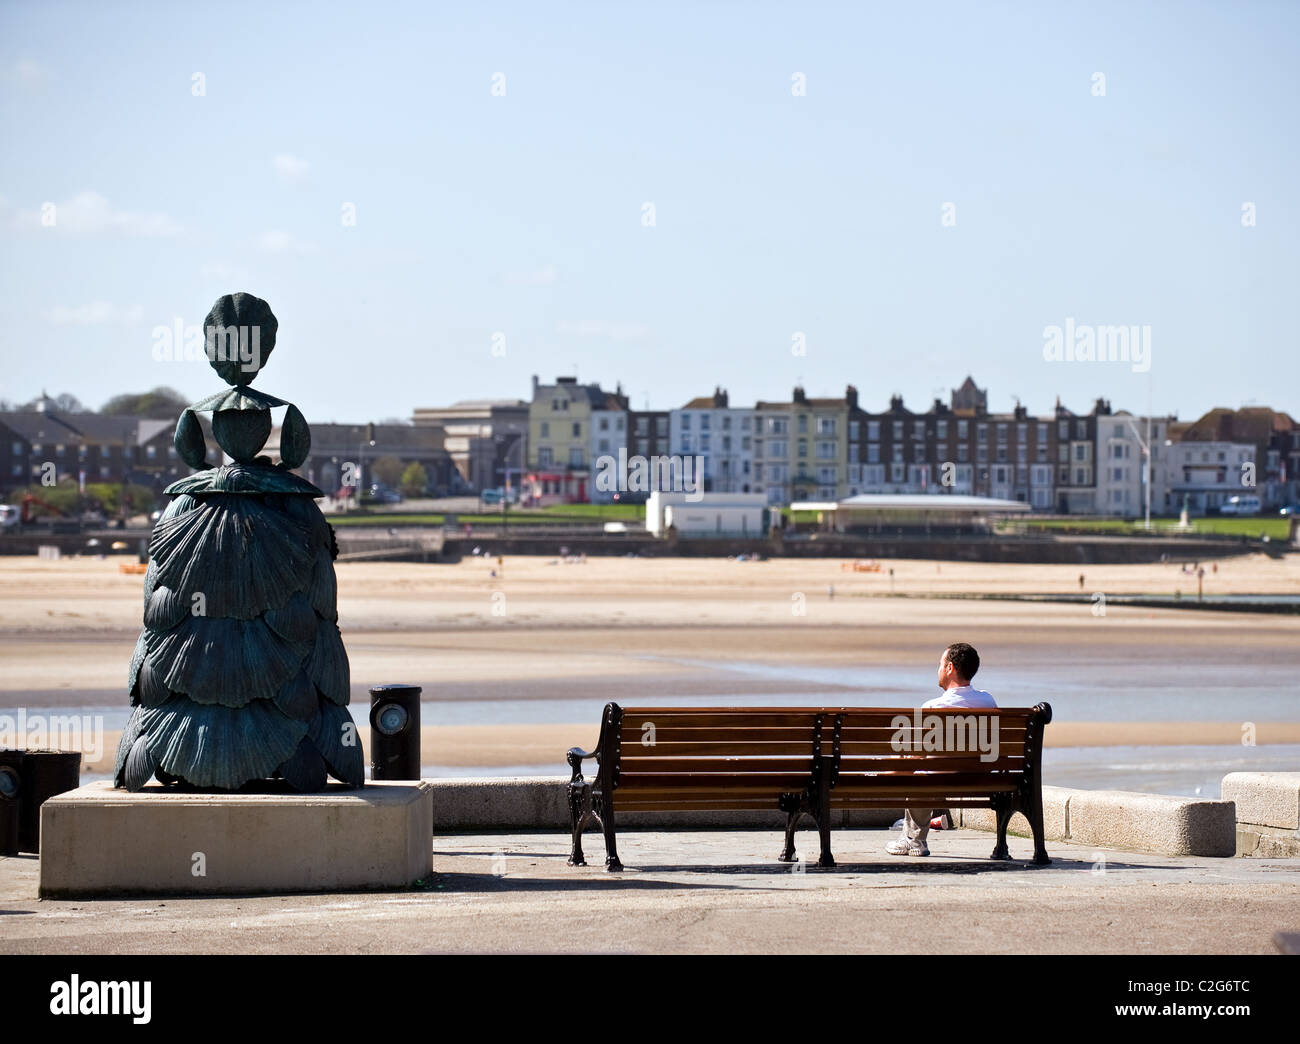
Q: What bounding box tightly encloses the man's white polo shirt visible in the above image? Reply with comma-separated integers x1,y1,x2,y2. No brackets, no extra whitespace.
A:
922,684,997,709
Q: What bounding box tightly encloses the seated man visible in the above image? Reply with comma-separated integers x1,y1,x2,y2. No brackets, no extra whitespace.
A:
886,642,995,857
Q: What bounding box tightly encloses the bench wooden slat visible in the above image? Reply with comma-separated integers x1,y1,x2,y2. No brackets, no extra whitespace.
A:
614,755,1023,774
621,740,1026,757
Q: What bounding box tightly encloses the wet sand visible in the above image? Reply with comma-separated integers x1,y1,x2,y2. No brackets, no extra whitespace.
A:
1,554,1297,776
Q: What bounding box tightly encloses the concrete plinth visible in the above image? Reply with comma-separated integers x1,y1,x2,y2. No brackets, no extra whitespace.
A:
39,780,433,898
1222,772,1300,857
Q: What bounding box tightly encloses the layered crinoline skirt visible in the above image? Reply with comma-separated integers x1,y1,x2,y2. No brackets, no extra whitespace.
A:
114,465,363,790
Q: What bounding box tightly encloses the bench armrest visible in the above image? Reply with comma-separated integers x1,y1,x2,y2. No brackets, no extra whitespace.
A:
566,746,599,784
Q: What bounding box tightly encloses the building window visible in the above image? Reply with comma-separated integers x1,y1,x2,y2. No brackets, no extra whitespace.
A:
572,422,581,438
849,421,860,441
957,420,968,439
868,421,880,441
868,444,880,464
700,415,711,431
936,420,948,440
541,422,550,438
599,417,609,432
817,417,835,435
569,448,583,468
682,414,692,430
797,415,808,434
146,445,157,460
892,421,903,439
798,440,808,458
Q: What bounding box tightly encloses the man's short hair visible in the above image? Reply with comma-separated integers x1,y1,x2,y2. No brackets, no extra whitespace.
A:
944,642,980,681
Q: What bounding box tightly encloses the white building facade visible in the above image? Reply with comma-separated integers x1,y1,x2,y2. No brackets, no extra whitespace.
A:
670,390,755,495
1166,440,1256,514
588,407,628,504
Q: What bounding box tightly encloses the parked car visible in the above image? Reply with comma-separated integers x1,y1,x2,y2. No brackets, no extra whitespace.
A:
1279,504,1300,516
479,487,519,505
365,484,403,504
1219,494,1261,516
0,504,18,530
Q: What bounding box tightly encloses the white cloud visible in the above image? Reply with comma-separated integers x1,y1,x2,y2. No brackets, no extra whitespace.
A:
505,263,559,287
272,154,310,184
556,319,649,341
45,302,144,325
11,191,184,238
12,59,50,86
258,229,313,254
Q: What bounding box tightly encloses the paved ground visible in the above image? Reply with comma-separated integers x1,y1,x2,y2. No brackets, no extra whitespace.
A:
2,829,1298,954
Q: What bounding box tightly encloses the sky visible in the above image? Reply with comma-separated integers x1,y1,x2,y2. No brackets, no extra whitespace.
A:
1,0,1297,426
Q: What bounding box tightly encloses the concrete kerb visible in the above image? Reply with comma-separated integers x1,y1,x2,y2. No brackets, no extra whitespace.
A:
960,785,1236,857
1222,772,1300,857
426,776,901,830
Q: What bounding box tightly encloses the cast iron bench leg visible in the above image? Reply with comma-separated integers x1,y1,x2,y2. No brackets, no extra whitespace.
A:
1027,794,1051,865
778,809,801,862
602,796,622,872
567,780,591,867
991,798,1013,861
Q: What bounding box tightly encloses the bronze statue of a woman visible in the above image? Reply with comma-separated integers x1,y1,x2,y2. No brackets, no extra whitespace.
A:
115,293,363,791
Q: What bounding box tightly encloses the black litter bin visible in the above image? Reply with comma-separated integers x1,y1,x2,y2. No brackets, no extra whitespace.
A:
369,685,422,780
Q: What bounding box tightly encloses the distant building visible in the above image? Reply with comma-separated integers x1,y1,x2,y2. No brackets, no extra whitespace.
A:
526,375,627,504
669,387,755,494
623,407,672,504
1093,411,1175,517
790,492,1031,534
0,397,183,495
411,399,527,493
269,421,455,497
1171,407,1299,509
1164,438,1256,514
846,378,1057,509
588,395,629,505
645,491,768,537
755,386,848,505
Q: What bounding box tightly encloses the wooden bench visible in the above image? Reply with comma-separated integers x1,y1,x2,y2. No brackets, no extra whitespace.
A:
565,702,1052,870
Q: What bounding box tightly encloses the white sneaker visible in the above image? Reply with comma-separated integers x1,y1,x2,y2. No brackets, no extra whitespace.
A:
885,835,929,857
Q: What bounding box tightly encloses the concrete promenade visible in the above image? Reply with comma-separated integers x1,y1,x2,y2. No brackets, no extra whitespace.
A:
3,828,1297,954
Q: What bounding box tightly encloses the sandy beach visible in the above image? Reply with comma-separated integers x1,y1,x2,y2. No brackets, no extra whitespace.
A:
2,552,1297,783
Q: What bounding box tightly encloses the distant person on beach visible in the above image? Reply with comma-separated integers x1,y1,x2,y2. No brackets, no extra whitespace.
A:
886,642,995,858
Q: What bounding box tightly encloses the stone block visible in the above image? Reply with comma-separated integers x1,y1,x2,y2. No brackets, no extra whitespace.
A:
39,780,432,897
